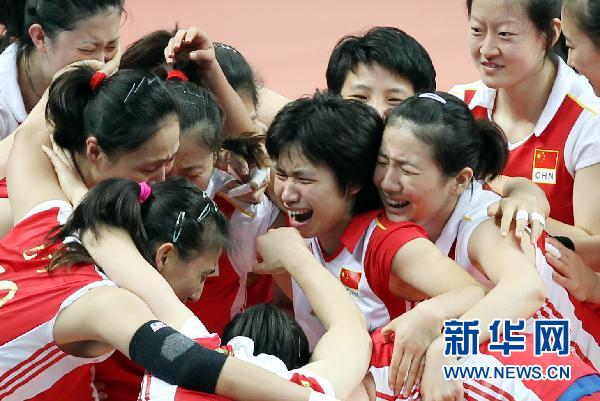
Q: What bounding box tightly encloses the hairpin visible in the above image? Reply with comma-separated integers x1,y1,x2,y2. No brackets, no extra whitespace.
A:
418,93,447,104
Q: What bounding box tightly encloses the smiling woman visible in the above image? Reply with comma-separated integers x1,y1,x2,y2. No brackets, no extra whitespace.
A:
451,0,600,242
0,0,124,138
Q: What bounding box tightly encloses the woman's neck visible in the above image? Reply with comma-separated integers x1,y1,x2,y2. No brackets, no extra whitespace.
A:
318,211,354,257
17,50,51,112
73,152,96,189
423,196,461,242
494,59,558,130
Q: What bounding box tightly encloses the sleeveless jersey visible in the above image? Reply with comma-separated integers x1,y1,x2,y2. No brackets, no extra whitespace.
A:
0,200,115,401
435,181,600,371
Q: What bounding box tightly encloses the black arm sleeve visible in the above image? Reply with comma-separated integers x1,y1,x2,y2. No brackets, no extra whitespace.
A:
129,320,228,393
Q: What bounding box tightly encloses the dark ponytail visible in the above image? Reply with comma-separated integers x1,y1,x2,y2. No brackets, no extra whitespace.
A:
47,177,229,272
474,119,508,181
120,28,202,84
221,136,269,168
46,65,177,158
121,30,226,154
386,91,508,181
0,0,124,54
47,178,149,271
45,65,97,152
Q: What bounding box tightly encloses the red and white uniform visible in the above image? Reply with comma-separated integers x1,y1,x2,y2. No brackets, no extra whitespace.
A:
451,58,600,224
138,326,334,401
190,170,279,335
435,181,600,371
369,329,599,401
0,200,116,401
96,170,280,401
0,43,27,138
292,210,428,349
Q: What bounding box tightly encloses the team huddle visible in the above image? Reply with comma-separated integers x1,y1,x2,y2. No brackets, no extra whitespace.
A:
0,0,599,400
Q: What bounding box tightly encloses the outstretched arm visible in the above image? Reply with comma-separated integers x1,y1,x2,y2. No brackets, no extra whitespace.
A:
254,227,371,400
53,286,325,401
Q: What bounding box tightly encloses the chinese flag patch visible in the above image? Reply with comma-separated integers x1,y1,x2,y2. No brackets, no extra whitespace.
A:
531,149,559,185
340,268,361,291
290,373,325,393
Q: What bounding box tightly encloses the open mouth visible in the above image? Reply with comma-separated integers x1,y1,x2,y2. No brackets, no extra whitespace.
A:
481,61,503,70
288,208,314,226
385,198,410,210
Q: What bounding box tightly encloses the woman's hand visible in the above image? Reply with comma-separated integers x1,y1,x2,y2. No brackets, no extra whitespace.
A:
381,306,443,397
253,227,310,274
164,27,216,72
487,176,550,244
42,137,88,206
216,150,270,204
487,194,547,243
420,338,464,401
546,237,600,303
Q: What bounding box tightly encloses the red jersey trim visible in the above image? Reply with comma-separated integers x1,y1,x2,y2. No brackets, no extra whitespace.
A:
340,210,381,254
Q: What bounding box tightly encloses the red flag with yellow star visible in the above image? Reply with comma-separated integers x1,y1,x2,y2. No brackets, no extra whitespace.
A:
340,268,361,290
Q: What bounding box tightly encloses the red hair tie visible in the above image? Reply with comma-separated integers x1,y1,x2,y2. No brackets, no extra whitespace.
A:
167,69,189,81
138,182,152,203
89,71,107,91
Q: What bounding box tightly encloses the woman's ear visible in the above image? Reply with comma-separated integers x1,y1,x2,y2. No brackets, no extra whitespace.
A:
346,185,362,198
154,243,175,272
452,167,474,196
28,24,49,53
549,17,562,48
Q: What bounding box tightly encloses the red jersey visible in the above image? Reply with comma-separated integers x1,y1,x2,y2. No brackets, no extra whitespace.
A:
293,210,428,349
0,200,115,401
451,59,600,225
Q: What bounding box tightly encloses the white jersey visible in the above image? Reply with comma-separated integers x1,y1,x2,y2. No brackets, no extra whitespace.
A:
0,43,27,138
293,211,428,349
435,181,600,371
